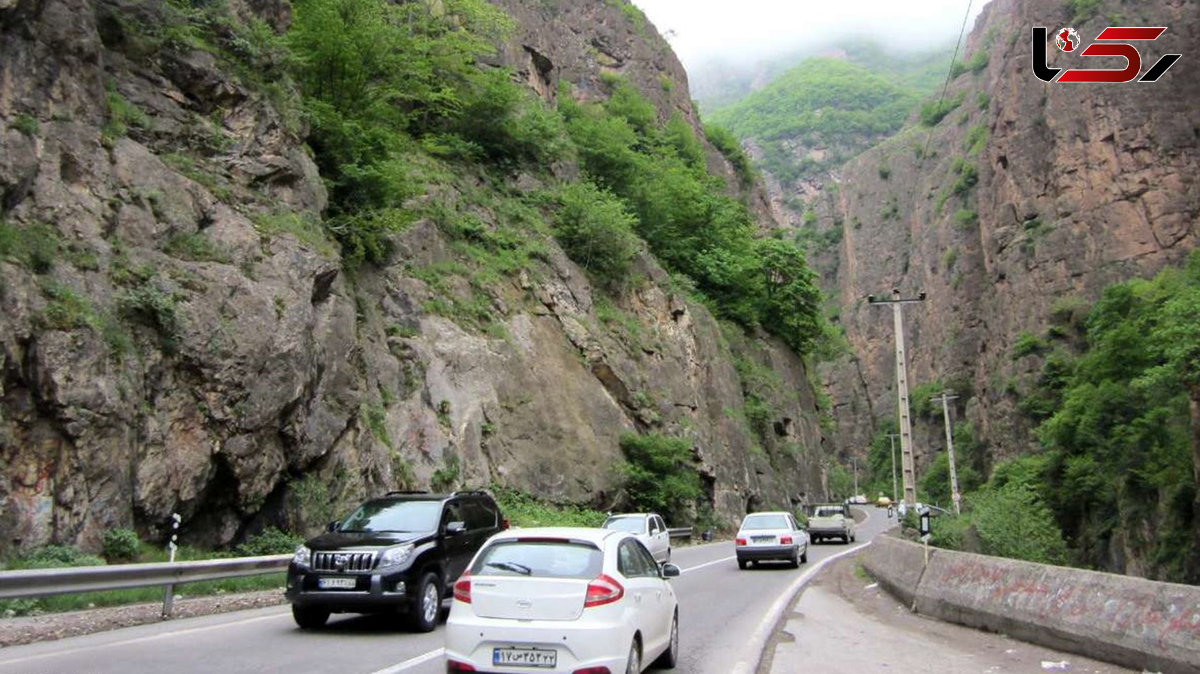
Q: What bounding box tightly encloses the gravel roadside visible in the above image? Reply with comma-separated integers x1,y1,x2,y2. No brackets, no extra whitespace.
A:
0,589,288,648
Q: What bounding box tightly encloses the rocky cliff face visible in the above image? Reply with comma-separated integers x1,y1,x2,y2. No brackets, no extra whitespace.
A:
814,0,1199,480
0,0,826,552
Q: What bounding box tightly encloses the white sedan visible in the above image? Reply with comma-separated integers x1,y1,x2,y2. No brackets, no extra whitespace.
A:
734,511,808,569
601,513,671,563
445,527,680,674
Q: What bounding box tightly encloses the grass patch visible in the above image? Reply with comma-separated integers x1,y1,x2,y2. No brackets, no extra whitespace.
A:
0,221,59,273
252,212,338,257
919,92,964,127
164,231,231,263
493,486,607,528
9,114,38,137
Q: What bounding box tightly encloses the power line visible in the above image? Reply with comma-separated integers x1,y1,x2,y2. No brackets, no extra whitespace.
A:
919,0,975,167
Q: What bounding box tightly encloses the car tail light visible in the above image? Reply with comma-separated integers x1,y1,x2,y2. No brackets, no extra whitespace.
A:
571,668,612,674
735,538,747,546
453,573,471,603
447,661,477,672
781,536,793,545
584,574,624,608
501,518,510,530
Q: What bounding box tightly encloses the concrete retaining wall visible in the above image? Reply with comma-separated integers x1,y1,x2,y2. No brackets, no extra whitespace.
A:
861,535,1200,674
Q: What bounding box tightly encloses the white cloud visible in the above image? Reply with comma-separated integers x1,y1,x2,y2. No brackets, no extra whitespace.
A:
632,0,991,68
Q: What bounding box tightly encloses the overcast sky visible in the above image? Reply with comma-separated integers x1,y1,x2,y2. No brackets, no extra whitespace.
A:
632,0,991,69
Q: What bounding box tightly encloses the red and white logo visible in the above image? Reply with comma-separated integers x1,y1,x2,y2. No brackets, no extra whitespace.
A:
1055,27,1080,52
1032,26,1182,83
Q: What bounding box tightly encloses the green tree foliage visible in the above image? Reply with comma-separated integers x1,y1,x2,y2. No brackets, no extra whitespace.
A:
101,529,141,562
548,183,639,286
708,59,919,184
618,433,702,523
560,78,824,355
970,482,1069,565
1006,251,1200,582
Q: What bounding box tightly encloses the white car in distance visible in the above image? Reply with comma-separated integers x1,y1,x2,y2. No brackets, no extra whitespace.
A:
601,512,671,563
734,511,808,569
446,527,680,674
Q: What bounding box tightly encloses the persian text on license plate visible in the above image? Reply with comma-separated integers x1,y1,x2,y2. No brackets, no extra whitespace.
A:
751,536,775,544
317,576,357,589
493,647,557,668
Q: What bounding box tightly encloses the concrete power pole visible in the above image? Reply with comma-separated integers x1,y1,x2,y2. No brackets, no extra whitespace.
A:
886,432,900,503
930,391,961,514
868,289,926,506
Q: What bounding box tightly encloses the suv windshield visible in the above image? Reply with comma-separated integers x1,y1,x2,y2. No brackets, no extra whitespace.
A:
470,540,602,579
603,517,646,533
337,500,443,533
741,514,788,530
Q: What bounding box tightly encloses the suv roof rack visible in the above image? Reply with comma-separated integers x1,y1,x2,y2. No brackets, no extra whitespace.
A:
385,490,430,496
450,489,492,498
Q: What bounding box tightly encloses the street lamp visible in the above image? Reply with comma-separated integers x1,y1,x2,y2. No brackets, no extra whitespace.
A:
867,288,927,507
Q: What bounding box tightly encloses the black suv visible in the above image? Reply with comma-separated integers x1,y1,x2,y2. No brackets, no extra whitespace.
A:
285,490,506,631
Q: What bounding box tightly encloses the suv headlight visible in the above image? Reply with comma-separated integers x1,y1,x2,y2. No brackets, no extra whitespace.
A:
292,544,311,567
379,544,414,568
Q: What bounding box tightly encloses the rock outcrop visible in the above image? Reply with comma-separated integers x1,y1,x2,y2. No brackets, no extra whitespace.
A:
0,0,826,552
813,0,1198,486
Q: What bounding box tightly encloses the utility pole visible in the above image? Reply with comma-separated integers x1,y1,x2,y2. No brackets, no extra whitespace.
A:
867,288,926,507
852,456,858,497
930,391,961,514
887,433,900,504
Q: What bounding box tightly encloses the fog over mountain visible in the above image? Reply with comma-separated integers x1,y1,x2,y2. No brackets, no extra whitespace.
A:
633,0,990,71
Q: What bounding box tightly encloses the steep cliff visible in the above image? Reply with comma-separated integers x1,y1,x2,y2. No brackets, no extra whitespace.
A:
0,0,828,553
810,0,1198,572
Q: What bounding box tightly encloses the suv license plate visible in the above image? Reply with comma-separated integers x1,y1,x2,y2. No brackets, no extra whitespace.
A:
493,647,557,668
317,577,356,589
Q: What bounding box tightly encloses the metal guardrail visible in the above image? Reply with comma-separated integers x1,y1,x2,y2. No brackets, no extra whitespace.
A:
667,527,693,539
0,554,291,601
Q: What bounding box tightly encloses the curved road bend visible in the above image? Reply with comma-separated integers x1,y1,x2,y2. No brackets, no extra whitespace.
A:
0,509,892,674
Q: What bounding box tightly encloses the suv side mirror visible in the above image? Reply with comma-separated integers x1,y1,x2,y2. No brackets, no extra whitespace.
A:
661,563,681,578
445,521,467,536
326,521,340,532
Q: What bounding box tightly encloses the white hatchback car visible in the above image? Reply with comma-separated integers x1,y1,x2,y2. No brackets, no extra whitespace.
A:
445,527,680,674
601,513,671,563
734,511,808,569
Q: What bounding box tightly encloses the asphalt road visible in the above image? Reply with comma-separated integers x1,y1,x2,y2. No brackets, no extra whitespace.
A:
0,509,891,674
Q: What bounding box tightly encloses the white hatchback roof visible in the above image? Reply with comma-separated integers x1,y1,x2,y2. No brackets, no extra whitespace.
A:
488,526,626,546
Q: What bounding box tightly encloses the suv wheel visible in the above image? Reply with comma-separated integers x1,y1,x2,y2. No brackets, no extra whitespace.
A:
292,604,329,629
409,572,441,632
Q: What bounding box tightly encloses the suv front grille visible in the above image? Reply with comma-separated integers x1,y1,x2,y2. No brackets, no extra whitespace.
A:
312,551,377,572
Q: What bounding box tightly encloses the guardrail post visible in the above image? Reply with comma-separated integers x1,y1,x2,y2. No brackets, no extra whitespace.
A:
162,513,181,617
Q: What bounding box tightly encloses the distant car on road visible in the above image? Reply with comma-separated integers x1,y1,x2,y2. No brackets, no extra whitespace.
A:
807,503,856,544
285,489,505,632
876,495,893,508
602,512,672,563
445,527,680,673
734,511,808,569
848,494,869,504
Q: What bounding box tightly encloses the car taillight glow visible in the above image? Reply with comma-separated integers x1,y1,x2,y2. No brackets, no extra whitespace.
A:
501,518,510,530
584,574,624,608
446,660,477,672
571,668,612,674
735,538,747,546
453,573,471,603
781,536,793,545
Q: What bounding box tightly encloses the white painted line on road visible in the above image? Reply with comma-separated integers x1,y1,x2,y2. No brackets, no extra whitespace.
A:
680,555,736,574
0,609,291,668
369,647,445,674
729,540,873,674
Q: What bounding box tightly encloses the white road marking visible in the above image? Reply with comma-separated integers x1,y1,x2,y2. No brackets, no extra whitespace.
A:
680,555,736,574
0,610,291,667
369,647,445,673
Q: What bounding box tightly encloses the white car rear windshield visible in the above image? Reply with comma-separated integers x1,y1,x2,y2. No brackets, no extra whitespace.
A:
470,540,603,579
741,514,788,530
814,507,844,518
602,517,646,533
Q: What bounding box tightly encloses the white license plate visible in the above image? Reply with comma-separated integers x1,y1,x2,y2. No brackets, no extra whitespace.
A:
751,536,775,544
317,576,357,589
493,647,557,668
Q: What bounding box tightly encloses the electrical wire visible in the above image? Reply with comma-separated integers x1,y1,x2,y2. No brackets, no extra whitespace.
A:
919,0,976,168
